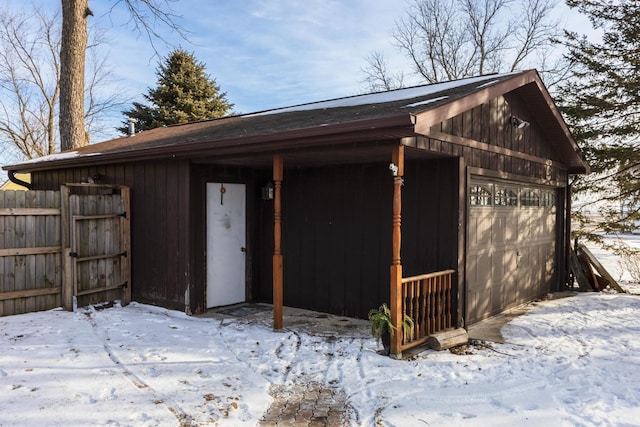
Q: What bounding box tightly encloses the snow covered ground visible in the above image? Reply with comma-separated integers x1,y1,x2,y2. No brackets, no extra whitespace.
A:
1,238,640,426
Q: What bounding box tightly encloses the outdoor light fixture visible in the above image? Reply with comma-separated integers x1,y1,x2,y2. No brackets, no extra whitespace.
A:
510,116,530,129
262,181,274,200
81,173,101,184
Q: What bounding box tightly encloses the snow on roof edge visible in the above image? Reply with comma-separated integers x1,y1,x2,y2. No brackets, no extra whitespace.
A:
248,71,522,117
7,151,102,167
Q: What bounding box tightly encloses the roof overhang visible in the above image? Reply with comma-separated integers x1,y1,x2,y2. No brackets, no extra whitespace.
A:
4,115,416,172
3,70,589,175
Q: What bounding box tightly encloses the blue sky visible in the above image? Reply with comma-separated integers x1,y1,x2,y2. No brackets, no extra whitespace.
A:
96,0,409,114
4,0,595,143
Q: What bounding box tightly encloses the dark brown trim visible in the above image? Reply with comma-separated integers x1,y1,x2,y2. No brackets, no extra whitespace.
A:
411,70,589,174
456,157,466,329
412,71,540,133
467,166,565,188
564,178,573,288
423,130,567,170
463,165,472,327
5,116,414,173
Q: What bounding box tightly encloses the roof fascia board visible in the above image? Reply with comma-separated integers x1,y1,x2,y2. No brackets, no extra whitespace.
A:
421,130,568,170
4,115,414,172
528,77,591,174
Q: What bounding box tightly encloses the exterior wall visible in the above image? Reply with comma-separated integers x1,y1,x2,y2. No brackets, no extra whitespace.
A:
256,158,460,319
22,91,572,319
31,159,192,311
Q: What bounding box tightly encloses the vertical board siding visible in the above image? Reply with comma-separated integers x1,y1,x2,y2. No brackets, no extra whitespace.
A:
403,159,459,275
426,92,568,183
33,160,193,312
274,164,392,318
265,158,458,319
0,190,61,316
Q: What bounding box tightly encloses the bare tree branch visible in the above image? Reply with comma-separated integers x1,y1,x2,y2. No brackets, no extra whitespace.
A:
361,51,405,92
362,0,564,89
0,4,126,159
104,0,189,56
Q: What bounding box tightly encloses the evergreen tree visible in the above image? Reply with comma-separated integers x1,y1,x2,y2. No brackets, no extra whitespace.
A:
558,0,640,240
119,49,233,133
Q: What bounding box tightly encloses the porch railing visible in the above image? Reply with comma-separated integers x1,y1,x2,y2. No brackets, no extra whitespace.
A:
399,269,455,351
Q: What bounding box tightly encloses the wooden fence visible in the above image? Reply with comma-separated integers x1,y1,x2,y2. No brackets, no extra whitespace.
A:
0,190,62,316
399,269,455,351
0,186,130,317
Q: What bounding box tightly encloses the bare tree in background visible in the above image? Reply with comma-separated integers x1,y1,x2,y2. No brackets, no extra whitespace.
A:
0,7,59,160
59,0,186,151
0,5,124,161
362,0,563,91
361,51,405,91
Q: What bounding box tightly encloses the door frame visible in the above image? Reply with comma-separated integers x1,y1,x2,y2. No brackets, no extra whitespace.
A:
205,182,247,308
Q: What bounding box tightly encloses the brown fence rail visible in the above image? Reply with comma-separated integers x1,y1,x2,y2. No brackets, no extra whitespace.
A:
0,190,62,316
400,269,455,351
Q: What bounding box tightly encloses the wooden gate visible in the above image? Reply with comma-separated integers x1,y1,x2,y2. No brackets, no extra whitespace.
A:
61,184,131,310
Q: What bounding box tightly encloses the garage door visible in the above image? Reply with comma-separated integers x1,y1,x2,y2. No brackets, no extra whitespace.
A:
466,179,557,325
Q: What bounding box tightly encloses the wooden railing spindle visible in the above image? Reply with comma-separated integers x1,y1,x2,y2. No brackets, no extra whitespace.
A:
400,269,455,351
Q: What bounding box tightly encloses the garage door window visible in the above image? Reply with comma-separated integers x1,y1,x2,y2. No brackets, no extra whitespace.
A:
494,187,518,207
469,184,493,206
470,184,492,206
541,190,556,208
520,189,540,207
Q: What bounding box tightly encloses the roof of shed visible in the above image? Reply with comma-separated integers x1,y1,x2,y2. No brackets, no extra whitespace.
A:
4,70,589,174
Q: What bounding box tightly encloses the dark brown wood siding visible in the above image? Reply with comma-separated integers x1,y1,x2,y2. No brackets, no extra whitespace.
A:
423,91,569,184
402,158,460,277
256,158,459,319
31,159,192,311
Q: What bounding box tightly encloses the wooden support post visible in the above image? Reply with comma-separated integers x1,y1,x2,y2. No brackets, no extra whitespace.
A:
390,145,404,358
456,156,466,329
273,155,284,330
60,185,73,311
120,186,132,306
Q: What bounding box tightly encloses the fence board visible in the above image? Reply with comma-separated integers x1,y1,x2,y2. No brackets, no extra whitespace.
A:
0,190,62,316
1,187,128,316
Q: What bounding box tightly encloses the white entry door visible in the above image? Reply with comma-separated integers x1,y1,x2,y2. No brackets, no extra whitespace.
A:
206,182,246,308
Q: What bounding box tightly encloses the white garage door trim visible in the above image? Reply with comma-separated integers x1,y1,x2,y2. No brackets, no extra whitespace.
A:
466,178,557,325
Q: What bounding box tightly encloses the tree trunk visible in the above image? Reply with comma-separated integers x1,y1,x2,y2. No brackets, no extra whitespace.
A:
60,0,89,151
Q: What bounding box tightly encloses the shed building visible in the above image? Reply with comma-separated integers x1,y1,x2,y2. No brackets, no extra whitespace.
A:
4,70,588,356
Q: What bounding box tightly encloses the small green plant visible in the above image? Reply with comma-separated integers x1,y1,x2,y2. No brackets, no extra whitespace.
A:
368,303,414,347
